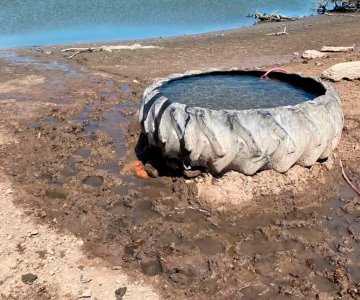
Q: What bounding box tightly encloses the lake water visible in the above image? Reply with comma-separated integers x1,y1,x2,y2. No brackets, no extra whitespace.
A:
0,0,316,48
160,74,318,110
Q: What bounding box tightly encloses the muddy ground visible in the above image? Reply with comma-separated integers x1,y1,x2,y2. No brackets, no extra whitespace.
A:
0,14,360,299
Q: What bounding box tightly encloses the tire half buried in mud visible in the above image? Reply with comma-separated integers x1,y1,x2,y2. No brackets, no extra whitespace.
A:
139,69,344,175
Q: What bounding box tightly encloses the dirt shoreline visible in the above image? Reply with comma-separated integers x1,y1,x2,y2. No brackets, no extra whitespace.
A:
0,14,360,299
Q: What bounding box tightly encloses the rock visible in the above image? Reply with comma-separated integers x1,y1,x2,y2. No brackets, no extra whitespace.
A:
80,274,92,284
144,163,159,178
29,230,39,237
301,50,326,59
318,292,333,300
293,52,299,56
76,240,84,246
322,61,360,81
49,268,58,276
4,188,13,195
321,46,354,53
323,157,334,171
115,287,127,300
21,273,38,284
79,289,92,298
183,169,201,178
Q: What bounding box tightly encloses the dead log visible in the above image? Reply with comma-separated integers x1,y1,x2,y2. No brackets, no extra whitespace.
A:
61,44,161,58
255,12,300,22
320,46,354,53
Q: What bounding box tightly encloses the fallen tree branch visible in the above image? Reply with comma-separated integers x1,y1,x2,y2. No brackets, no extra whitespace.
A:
255,12,300,22
320,46,354,52
61,43,161,58
266,27,289,36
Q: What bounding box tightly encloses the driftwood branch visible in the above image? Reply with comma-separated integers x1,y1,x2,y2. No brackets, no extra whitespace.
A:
320,46,354,52
61,44,161,59
255,12,300,22
266,27,289,36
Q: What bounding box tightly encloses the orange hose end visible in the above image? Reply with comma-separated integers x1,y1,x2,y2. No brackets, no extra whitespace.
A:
133,160,149,179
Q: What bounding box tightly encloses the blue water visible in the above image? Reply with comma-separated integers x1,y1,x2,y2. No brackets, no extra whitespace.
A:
0,0,316,48
161,74,317,110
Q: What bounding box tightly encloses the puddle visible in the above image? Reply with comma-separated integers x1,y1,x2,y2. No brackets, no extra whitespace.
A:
120,83,132,94
73,104,97,122
0,94,33,102
74,148,91,158
106,80,115,88
101,92,120,99
61,159,77,177
194,237,224,255
89,75,102,84
50,98,71,105
96,162,120,174
133,200,160,223
83,176,104,187
74,103,138,155
0,50,82,77
45,188,67,199
140,259,162,277
27,116,63,129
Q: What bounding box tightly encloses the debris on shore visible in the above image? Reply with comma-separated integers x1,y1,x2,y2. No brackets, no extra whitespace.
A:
255,12,300,22
62,44,161,59
321,46,354,53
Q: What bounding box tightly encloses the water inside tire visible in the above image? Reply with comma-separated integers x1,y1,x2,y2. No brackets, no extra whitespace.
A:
160,74,322,110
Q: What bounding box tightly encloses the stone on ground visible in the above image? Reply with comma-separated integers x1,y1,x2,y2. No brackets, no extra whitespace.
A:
302,50,326,59
322,61,360,81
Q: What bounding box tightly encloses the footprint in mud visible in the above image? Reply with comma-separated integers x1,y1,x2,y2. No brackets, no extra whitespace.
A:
194,237,224,255
83,176,104,188
96,162,120,174
61,159,77,177
120,83,132,94
140,259,162,277
74,148,91,158
45,188,67,199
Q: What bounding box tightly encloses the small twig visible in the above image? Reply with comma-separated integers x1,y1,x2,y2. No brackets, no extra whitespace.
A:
266,27,289,36
67,51,81,59
340,159,360,196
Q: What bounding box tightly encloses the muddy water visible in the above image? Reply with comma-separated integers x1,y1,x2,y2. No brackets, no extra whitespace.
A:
0,50,82,77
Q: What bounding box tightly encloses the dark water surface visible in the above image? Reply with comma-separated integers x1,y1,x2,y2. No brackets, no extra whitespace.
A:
160,74,318,110
0,0,316,48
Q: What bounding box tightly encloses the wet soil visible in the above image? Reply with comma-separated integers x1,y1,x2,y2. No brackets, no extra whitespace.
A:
0,14,360,299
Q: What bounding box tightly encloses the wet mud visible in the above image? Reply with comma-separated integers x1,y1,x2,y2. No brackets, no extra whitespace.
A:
1,16,360,299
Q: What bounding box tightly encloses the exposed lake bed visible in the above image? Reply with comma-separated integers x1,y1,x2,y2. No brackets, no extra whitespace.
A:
0,13,359,300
